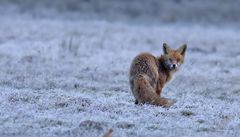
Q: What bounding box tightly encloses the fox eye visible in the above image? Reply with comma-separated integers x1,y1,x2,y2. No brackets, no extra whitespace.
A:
176,57,182,62
169,58,175,62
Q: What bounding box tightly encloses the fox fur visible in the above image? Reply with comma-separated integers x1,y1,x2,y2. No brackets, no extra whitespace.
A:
129,43,187,107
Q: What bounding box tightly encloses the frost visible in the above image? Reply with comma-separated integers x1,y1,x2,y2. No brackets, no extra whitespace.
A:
0,1,240,137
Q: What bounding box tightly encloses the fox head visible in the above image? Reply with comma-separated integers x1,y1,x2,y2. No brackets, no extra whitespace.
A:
161,43,187,71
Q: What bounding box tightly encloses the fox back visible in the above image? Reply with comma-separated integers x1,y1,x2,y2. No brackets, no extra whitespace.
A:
129,43,187,107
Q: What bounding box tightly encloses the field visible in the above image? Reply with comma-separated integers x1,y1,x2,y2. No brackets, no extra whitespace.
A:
0,1,240,137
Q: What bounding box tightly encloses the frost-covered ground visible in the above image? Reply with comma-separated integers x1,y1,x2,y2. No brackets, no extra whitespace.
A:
1,3,240,136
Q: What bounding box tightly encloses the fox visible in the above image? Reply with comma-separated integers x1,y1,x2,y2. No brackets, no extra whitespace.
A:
129,43,187,107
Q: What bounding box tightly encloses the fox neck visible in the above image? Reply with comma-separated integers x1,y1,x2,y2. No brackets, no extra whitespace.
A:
157,56,174,82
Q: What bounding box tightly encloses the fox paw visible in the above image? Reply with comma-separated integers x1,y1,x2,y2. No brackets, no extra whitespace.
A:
163,99,176,108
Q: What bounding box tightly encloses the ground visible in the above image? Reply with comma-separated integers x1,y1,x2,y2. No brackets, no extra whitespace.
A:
0,2,240,136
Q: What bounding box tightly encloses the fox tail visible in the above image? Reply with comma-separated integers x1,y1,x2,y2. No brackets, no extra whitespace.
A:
131,75,175,107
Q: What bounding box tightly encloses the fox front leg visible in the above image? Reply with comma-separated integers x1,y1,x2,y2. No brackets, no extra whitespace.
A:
156,81,163,96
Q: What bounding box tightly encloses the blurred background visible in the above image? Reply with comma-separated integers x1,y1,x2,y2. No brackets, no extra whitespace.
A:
1,0,240,25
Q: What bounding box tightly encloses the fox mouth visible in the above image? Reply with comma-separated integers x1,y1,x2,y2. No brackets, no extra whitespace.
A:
169,66,175,70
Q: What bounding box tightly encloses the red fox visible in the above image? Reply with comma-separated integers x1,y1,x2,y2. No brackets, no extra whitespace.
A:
129,43,187,107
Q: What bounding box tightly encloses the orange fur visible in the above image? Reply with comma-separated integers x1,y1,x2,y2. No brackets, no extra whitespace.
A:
129,43,187,107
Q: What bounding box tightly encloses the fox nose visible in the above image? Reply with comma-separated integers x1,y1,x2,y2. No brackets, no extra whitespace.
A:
172,64,177,69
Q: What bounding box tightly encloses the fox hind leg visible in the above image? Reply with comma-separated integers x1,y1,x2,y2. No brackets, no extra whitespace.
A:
133,75,175,107
135,100,138,104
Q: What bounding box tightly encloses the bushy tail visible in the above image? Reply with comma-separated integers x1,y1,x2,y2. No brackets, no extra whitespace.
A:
132,75,175,107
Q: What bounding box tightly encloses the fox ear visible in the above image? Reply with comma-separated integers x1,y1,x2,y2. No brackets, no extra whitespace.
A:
178,44,187,56
163,43,171,54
